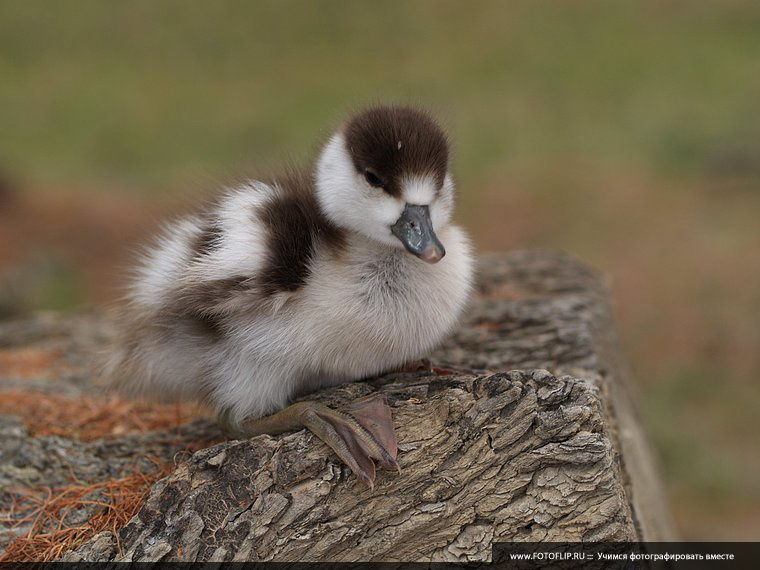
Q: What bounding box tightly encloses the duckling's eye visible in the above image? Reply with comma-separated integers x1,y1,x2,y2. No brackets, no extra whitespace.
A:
364,169,383,188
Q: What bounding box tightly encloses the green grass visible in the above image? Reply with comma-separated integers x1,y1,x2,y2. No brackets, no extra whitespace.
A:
643,365,760,503
2,1,759,192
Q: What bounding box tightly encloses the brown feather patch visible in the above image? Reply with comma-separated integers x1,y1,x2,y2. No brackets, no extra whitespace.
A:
257,170,345,296
343,105,449,198
192,214,224,258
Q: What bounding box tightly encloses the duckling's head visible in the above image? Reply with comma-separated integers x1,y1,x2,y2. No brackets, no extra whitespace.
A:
316,106,453,263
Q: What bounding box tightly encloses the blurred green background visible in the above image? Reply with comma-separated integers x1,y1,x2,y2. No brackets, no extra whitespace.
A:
1,0,758,540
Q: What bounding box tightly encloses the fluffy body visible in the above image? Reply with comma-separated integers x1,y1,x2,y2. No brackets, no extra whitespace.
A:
107,106,474,426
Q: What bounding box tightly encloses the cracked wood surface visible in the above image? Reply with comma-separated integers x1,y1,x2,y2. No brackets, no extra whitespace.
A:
0,250,676,562
111,370,633,563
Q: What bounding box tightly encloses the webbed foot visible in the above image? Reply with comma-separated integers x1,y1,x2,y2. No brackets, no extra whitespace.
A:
219,394,399,488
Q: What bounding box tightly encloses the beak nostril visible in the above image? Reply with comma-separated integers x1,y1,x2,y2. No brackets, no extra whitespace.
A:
390,204,444,263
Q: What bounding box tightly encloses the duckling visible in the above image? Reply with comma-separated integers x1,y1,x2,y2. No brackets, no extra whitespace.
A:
107,105,474,486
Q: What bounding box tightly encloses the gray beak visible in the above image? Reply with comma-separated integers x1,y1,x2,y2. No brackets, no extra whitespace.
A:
390,204,445,264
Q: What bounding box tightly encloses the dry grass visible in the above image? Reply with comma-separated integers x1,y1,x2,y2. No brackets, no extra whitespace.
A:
0,349,63,380
0,390,203,441
0,390,216,561
1,461,172,562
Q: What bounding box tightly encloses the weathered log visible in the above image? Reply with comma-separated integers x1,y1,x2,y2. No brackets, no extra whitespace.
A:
0,250,676,562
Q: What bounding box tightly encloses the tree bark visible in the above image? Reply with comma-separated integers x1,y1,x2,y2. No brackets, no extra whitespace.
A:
0,250,676,562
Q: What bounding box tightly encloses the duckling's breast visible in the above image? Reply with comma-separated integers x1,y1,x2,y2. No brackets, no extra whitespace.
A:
295,225,473,383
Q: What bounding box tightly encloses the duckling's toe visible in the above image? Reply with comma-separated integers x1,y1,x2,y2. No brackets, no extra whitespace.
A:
224,395,400,488
301,395,400,486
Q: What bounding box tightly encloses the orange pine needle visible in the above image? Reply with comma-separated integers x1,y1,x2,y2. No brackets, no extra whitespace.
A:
0,390,204,441
1,461,174,562
0,390,220,562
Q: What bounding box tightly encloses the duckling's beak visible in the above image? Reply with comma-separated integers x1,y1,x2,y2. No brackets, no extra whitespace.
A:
390,204,445,264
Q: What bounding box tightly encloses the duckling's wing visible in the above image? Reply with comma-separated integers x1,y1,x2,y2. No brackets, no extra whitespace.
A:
126,181,275,318
156,172,343,320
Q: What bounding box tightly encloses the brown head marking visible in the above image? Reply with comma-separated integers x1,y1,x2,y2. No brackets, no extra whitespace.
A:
343,106,449,199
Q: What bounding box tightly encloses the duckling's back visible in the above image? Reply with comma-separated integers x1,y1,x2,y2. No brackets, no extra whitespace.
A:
106,177,339,411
